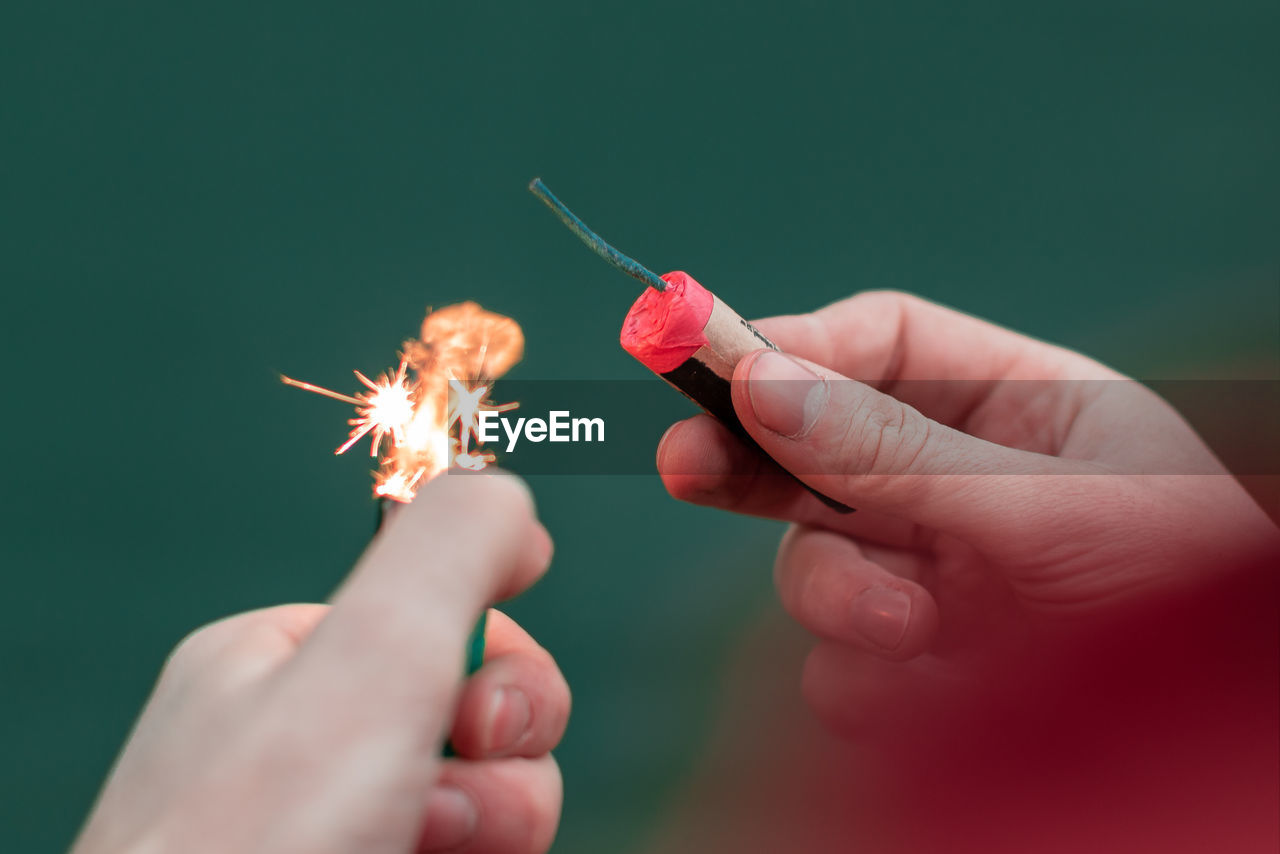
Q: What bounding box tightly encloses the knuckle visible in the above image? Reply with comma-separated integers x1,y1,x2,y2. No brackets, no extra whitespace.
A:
826,288,912,317
850,288,915,309
776,536,823,627
800,646,865,739
793,560,828,632
830,391,937,497
771,525,803,592
524,655,571,745
847,290,923,335
516,756,563,854
161,616,247,681
166,622,225,668
545,674,572,746
160,609,302,691
550,655,572,710
897,416,935,474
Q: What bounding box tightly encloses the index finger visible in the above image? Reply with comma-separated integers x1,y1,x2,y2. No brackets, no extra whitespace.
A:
753,291,1117,427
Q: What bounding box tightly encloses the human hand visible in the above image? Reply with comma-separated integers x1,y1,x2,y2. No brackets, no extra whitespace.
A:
72,474,569,854
657,290,1278,735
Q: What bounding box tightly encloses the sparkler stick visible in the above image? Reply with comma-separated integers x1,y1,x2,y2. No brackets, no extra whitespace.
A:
529,179,854,514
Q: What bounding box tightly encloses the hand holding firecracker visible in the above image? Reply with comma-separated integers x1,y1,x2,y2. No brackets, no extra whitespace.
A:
650,290,1279,851
73,307,569,854
527,178,1275,673
529,180,1277,851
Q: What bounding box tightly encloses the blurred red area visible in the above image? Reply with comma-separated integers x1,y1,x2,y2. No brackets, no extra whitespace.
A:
648,547,1279,854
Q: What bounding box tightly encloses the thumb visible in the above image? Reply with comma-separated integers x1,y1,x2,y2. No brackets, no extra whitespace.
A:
278,472,552,745
732,350,1078,549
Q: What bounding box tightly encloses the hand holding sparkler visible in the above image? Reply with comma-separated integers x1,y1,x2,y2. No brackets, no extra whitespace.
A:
72,474,569,854
280,300,524,693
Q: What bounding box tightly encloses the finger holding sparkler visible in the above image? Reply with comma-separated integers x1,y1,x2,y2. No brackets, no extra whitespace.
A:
70,472,566,854
78,292,555,849
282,301,530,757
289,473,562,851
292,474,552,726
447,609,571,760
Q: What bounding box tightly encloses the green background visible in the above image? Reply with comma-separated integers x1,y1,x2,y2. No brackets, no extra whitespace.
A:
2,2,1276,851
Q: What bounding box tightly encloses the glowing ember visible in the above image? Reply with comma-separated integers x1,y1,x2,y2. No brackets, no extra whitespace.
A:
282,301,523,502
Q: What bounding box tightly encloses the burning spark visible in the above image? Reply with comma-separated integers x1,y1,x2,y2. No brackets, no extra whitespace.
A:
342,360,414,457
283,302,523,502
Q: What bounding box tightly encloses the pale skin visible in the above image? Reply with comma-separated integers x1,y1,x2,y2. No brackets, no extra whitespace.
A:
73,291,1276,852
657,290,1278,737
72,474,569,854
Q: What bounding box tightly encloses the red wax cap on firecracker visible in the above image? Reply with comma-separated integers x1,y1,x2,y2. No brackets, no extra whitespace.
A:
620,271,715,373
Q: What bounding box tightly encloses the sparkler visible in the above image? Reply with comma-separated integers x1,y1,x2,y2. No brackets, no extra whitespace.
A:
281,301,524,503
283,302,523,756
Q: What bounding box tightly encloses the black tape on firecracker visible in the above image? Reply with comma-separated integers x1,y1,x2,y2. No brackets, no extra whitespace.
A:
661,358,855,514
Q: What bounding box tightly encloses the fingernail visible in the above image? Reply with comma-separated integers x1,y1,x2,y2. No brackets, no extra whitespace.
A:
852,587,911,651
419,786,478,851
484,686,532,755
746,352,828,438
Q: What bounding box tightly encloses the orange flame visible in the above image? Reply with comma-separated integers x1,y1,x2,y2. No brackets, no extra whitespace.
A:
282,301,523,502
